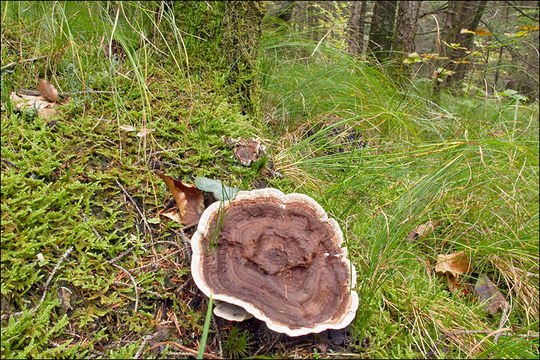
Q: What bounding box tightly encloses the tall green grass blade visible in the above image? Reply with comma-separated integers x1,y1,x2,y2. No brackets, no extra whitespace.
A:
197,295,213,359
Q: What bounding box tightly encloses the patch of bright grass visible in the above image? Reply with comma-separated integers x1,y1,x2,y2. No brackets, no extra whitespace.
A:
1,2,538,359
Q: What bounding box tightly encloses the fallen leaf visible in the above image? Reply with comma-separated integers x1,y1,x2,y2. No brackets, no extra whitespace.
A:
447,274,472,297
474,274,508,315
160,207,182,223
407,220,437,242
37,78,59,102
222,136,266,166
435,251,472,276
9,91,58,119
119,124,135,132
157,171,204,225
195,177,240,201
137,128,155,137
58,286,73,311
517,25,539,31
475,29,493,36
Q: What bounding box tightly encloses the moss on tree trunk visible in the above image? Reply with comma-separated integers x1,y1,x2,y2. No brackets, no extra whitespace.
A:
171,1,266,113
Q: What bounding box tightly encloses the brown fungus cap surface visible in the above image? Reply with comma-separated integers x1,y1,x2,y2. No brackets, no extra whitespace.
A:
191,188,359,337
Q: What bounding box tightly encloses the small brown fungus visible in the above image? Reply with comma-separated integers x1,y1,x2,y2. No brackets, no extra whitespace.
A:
191,188,358,336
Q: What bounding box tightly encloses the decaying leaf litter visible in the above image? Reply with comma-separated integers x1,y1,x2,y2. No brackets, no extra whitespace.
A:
1,2,538,359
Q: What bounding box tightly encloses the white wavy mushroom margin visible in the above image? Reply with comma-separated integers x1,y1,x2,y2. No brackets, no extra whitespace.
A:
191,188,359,337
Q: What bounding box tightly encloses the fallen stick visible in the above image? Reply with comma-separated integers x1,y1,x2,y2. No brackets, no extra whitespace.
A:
115,179,151,234
139,341,221,359
112,264,139,313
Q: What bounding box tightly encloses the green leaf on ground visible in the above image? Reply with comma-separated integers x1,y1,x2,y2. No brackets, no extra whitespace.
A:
195,177,241,201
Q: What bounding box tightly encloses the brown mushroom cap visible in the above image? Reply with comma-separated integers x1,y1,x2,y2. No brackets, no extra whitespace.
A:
191,188,358,337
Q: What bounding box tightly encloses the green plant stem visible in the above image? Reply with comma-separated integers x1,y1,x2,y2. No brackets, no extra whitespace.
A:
197,294,213,359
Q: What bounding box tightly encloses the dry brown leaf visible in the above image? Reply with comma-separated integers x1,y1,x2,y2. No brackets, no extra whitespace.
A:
407,220,438,242
119,124,135,132
157,171,204,225
223,136,266,166
58,286,73,311
435,251,472,276
474,274,508,315
160,207,182,223
37,78,59,102
9,91,58,119
137,128,155,137
447,274,472,297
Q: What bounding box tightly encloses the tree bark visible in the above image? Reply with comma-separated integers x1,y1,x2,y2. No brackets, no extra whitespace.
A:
392,1,421,78
393,1,421,57
436,1,488,90
347,1,368,56
367,1,397,61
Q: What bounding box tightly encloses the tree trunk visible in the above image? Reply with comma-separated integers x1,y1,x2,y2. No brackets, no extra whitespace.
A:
436,1,488,91
393,1,421,60
172,1,265,112
347,1,368,56
367,1,397,61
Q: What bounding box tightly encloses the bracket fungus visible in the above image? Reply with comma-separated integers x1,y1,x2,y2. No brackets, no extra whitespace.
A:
191,188,358,337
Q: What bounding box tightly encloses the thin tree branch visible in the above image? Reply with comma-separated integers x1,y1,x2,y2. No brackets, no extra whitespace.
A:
505,0,539,21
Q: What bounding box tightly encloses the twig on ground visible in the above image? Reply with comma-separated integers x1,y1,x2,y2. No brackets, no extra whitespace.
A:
132,249,183,274
182,222,198,231
176,276,192,294
36,245,74,312
10,246,74,318
1,55,47,70
81,212,103,241
107,246,138,264
427,329,514,357
14,88,115,96
1,158,20,169
468,328,513,356
176,229,192,263
115,179,151,234
160,350,192,357
212,314,223,358
113,264,139,313
152,240,186,253
494,302,510,345
325,354,361,357
134,332,155,359
139,341,221,359
254,333,281,356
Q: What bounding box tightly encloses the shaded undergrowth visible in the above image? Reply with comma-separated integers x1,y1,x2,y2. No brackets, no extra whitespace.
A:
1,2,539,359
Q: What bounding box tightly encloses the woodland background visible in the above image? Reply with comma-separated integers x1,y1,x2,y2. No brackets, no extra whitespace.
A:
1,1,539,359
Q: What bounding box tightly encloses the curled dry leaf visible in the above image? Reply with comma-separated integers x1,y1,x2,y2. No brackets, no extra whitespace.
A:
58,286,73,312
119,124,135,132
137,128,155,137
9,91,58,119
37,78,59,102
474,274,508,315
447,274,472,297
407,220,438,242
435,251,473,297
435,251,472,276
222,136,266,166
157,171,204,225
159,207,182,223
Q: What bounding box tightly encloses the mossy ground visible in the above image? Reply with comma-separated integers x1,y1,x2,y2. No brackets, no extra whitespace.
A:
2,2,539,359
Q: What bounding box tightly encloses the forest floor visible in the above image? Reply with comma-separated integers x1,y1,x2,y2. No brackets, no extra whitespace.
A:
1,3,539,359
